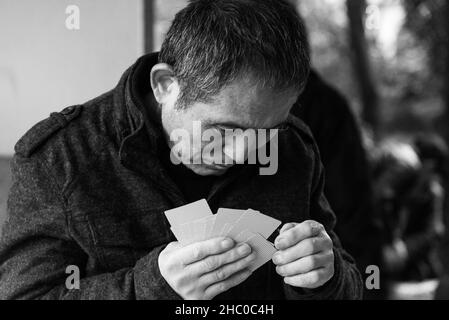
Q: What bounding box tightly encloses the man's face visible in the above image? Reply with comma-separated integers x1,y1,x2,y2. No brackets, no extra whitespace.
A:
155,72,299,176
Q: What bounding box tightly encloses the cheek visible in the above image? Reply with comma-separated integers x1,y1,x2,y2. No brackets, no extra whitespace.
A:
161,108,180,136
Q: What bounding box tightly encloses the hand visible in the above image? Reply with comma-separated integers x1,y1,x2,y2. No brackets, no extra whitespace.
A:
272,220,334,289
158,237,255,300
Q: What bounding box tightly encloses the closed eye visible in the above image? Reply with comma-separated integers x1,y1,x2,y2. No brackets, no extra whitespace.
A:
272,122,289,131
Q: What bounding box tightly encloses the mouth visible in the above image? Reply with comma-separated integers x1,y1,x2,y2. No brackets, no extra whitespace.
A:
200,158,234,168
204,164,232,170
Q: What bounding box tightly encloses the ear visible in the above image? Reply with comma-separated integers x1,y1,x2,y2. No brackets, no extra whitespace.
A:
150,63,178,104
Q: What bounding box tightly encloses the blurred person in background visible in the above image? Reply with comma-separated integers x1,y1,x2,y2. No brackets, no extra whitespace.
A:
372,137,447,298
292,70,384,299
413,134,448,240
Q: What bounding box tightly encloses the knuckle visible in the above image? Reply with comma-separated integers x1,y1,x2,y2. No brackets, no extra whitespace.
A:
212,239,225,251
215,269,227,282
313,222,324,234
308,256,318,269
204,257,219,272
304,220,316,233
230,247,242,260
217,282,228,293
239,270,251,282
192,246,203,261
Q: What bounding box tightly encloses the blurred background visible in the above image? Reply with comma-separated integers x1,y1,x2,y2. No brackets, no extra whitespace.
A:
1,0,449,299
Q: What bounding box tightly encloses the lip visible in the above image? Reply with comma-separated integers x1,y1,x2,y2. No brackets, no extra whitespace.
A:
204,163,232,170
201,159,234,168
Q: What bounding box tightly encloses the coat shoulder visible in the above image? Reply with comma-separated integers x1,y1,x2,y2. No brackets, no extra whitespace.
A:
14,105,84,158
14,91,117,161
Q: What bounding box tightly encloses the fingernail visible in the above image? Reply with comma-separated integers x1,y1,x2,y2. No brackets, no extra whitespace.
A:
221,238,234,249
237,243,251,255
272,253,281,264
275,238,285,248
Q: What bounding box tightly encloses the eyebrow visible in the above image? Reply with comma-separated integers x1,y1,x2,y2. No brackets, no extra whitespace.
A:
215,122,250,130
205,120,288,130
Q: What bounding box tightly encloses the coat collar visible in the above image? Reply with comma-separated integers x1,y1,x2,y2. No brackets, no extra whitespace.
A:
111,52,190,204
114,52,164,160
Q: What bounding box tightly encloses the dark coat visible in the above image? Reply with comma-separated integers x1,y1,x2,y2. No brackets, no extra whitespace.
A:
0,54,362,300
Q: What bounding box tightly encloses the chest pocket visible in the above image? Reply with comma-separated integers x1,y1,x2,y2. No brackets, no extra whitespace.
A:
86,206,173,271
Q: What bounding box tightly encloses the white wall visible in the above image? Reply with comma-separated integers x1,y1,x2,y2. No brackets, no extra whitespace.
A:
0,0,144,156
154,0,187,50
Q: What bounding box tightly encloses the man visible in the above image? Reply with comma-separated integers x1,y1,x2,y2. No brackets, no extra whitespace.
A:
0,0,362,299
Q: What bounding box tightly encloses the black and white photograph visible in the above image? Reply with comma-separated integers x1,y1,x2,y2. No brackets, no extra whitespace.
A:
0,0,449,309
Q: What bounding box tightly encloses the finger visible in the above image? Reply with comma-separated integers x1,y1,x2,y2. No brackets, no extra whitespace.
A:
165,241,182,251
272,236,332,265
200,251,256,286
204,269,253,299
275,251,334,277
180,237,235,265
189,243,252,276
280,223,297,234
275,220,324,250
284,266,334,289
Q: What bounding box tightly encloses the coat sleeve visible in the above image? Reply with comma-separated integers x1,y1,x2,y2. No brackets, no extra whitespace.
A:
283,148,364,300
0,155,181,300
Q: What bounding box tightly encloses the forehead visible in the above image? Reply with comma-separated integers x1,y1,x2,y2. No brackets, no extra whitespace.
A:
189,78,299,129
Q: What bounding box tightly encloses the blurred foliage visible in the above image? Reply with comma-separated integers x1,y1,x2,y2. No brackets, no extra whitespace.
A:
297,0,361,113
399,0,449,135
402,0,448,77
296,0,448,137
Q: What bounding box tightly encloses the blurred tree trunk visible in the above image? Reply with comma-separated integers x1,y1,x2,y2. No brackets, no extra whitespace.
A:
346,0,380,134
143,0,154,54
444,2,449,143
